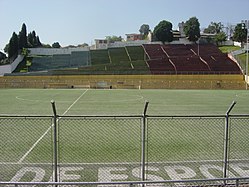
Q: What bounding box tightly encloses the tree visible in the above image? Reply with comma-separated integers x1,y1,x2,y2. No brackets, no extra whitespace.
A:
153,20,173,43
4,23,43,59
27,32,33,47
27,31,42,47
214,32,227,46
18,23,28,49
0,51,7,61
36,36,42,46
204,22,223,34
52,42,61,48
184,17,201,42
77,43,89,47
31,31,38,47
139,24,150,38
42,44,52,48
4,43,9,54
27,31,36,47
8,32,19,58
105,35,123,43
204,22,227,45
233,23,247,45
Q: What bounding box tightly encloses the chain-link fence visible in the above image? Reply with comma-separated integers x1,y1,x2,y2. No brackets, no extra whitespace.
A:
146,117,225,180
0,110,249,186
57,116,142,182
0,117,53,182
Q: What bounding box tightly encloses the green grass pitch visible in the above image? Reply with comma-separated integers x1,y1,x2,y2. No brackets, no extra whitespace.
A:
0,89,249,182
1,88,249,116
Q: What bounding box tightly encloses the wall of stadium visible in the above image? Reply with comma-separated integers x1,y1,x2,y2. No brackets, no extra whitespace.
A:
96,39,192,49
0,55,24,75
0,74,246,90
28,47,89,56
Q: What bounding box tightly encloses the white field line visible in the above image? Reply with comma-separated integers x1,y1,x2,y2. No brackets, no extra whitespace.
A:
15,96,72,103
61,89,88,116
2,158,249,166
17,127,52,164
17,89,89,164
77,95,144,103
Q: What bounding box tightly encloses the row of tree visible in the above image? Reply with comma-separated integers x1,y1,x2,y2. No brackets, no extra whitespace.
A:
4,23,42,58
104,17,202,44
139,17,247,45
137,17,200,43
203,21,247,45
4,18,248,59
4,23,90,58
138,17,203,44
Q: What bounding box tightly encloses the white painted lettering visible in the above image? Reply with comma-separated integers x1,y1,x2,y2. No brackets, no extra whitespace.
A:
164,165,196,180
230,163,249,177
200,164,235,179
98,167,128,182
164,165,196,187
132,166,164,186
9,167,45,187
60,167,84,181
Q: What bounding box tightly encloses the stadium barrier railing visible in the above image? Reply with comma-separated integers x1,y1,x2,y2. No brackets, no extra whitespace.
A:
0,102,249,186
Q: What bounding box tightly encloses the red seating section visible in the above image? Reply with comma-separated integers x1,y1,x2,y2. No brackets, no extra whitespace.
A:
143,44,176,74
170,56,210,73
189,44,241,74
142,44,241,75
162,44,194,57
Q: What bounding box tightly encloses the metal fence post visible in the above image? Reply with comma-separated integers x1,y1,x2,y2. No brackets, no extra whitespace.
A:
223,101,236,179
51,100,58,184
141,101,149,183
236,179,239,187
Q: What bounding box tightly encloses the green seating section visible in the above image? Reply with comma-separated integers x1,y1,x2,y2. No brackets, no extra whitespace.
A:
73,46,149,74
90,49,110,65
125,46,145,61
29,56,53,71
108,47,130,64
52,54,71,69
30,51,90,71
71,51,89,67
131,60,149,71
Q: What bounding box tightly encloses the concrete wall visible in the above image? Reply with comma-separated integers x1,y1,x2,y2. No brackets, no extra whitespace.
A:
0,74,246,90
221,40,234,46
107,40,151,48
234,42,242,47
94,39,193,49
0,55,24,75
28,47,90,56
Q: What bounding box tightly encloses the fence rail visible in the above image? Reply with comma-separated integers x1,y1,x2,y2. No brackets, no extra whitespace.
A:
1,177,249,187
0,102,249,186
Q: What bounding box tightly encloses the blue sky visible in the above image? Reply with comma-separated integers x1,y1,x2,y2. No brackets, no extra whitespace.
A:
1,0,249,51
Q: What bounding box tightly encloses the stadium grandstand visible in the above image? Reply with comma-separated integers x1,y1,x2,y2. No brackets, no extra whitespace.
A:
13,43,241,75
0,43,246,89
